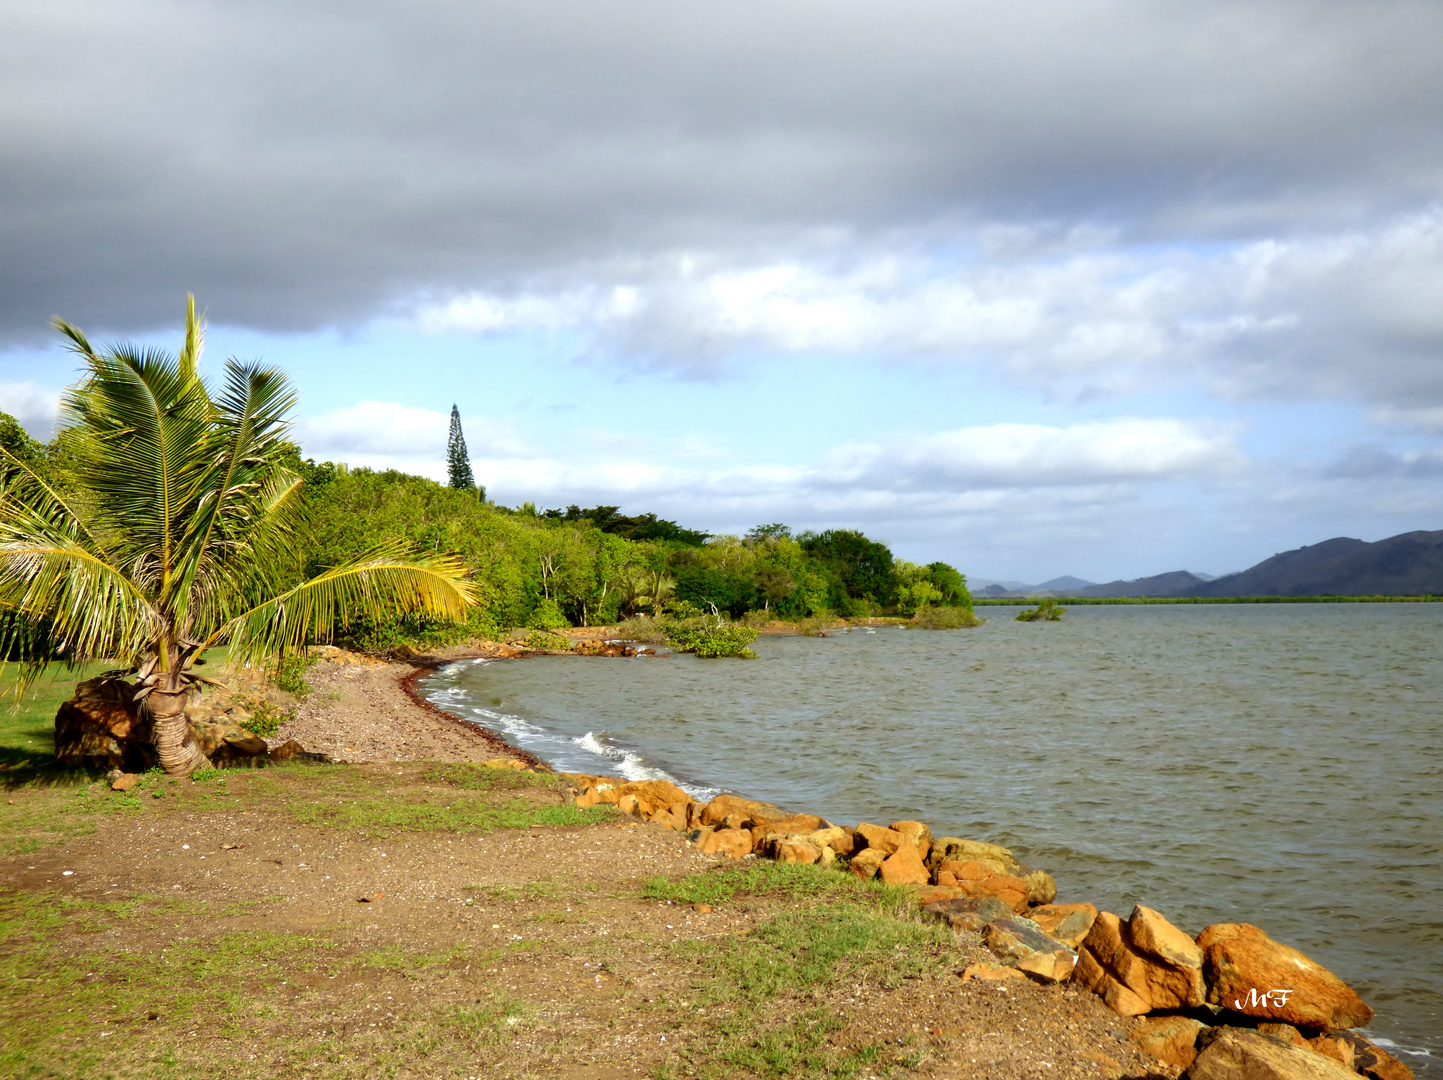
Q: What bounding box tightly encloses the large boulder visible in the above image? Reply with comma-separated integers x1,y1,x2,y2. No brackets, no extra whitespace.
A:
699,793,782,828
54,676,272,771
1335,1031,1415,1080
1028,903,1098,948
848,847,888,880
933,860,1031,913
1196,923,1373,1032
1184,1027,1361,1080
700,828,753,859
878,844,930,885
1075,905,1205,1016
888,820,932,860
854,823,906,856
1132,1015,1206,1071
920,895,1015,932
926,837,1020,876
982,916,1077,983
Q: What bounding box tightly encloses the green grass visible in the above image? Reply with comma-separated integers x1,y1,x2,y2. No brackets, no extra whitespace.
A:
289,791,617,833
640,859,912,910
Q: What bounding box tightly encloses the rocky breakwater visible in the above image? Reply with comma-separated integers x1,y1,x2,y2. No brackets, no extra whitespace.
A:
564,771,1414,1080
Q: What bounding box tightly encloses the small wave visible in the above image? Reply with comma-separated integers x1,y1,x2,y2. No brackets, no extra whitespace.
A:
572,731,719,798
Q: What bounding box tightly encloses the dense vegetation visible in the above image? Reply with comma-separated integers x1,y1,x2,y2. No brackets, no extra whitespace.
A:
3,407,975,655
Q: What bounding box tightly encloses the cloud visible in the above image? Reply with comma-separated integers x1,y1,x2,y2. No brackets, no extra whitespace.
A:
0,382,60,438
5,0,1443,352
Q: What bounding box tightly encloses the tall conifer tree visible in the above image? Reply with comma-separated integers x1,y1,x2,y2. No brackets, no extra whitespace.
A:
446,404,475,491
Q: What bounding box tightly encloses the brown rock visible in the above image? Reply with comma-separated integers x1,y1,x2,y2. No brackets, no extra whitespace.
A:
1028,903,1098,948
983,917,1078,983
938,859,999,882
853,822,905,855
700,828,753,859
617,793,643,816
1197,923,1374,1031
1075,906,1204,1015
699,794,779,828
1131,1015,1205,1070
221,728,268,756
879,844,930,885
914,886,967,906
1257,1023,1309,1050
848,847,887,880
775,839,821,865
1307,1036,1354,1069
1186,1026,1360,1080
110,772,140,792
1023,869,1057,905
648,802,689,831
926,836,1020,875
920,895,1015,931
54,676,154,771
1334,1031,1415,1080
830,826,858,856
961,962,1027,982
752,814,829,843
888,820,933,859
693,903,712,914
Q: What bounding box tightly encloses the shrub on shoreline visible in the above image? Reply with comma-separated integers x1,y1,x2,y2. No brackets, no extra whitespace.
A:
911,605,983,630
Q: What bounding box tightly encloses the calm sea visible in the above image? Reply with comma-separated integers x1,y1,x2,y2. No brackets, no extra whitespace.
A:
420,603,1443,1070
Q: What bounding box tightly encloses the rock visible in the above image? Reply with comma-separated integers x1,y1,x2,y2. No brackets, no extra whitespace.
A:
751,814,829,847
1307,1036,1354,1069
920,895,1015,932
700,828,753,858
647,802,690,831
1185,1026,1361,1080
934,861,1032,913
926,837,1020,875
1196,923,1374,1031
699,794,780,828
1028,903,1097,948
982,917,1078,983
1334,1032,1415,1080
693,903,712,914
879,844,930,885
617,793,643,816
1075,906,1205,1016
54,677,154,771
848,847,887,880
831,827,858,857
775,839,822,864
1022,869,1057,905
961,962,1027,982
1132,1015,1206,1070
1257,1023,1309,1050
854,823,905,856
267,739,327,762
110,772,140,792
888,820,933,859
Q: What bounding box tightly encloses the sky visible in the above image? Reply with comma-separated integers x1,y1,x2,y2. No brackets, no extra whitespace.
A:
3,0,1442,584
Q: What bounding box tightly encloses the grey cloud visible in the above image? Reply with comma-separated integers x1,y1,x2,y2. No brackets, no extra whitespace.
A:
5,0,1443,345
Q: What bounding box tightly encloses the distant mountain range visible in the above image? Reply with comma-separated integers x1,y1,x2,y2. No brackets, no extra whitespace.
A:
979,528,1443,598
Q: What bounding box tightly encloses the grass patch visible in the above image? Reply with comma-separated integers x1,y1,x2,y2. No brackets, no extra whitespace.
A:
289,793,617,833
421,762,568,792
640,859,911,910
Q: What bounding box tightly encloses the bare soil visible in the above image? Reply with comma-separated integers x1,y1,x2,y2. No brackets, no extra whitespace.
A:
0,655,1169,1080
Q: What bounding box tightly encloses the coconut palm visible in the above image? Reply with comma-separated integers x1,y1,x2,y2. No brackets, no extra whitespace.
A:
0,297,474,774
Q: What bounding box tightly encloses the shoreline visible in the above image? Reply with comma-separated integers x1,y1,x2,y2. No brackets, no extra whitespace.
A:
379,639,1424,1079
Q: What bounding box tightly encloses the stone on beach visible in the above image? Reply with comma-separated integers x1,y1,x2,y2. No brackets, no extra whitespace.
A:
1028,903,1098,948
933,860,1031,912
878,843,930,885
775,839,823,864
699,828,753,858
1196,922,1374,1031
961,961,1027,982
1334,1031,1415,1080
854,822,906,856
848,847,887,880
982,916,1078,983
1184,1026,1361,1080
699,793,780,828
888,819,933,859
927,836,1020,876
1074,906,1205,1016
1131,1015,1206,1070
920,895,1015,931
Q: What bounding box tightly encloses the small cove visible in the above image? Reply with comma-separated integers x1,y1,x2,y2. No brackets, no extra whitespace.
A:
421,603,1443,1069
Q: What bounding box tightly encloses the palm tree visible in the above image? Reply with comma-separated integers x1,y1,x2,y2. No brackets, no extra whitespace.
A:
0,297,474,774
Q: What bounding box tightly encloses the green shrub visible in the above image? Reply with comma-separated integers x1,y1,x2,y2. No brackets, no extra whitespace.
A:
664,614,760,658
1016,598,1065,622
911,605,983,629
526,599,568,631
272,654,315,699
524,629,572,652
235,696,295,738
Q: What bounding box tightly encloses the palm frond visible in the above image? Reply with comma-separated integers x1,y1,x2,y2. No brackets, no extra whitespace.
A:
215,543,474,664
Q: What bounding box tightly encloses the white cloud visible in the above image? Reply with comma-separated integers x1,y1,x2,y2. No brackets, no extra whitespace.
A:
0,381,59,438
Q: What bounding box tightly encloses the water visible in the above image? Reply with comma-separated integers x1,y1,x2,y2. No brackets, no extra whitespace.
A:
421,604,1443,1068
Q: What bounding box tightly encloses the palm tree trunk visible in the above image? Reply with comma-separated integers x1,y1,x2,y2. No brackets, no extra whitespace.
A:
149,687,210,775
